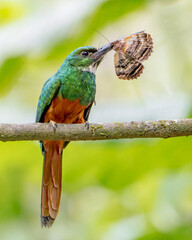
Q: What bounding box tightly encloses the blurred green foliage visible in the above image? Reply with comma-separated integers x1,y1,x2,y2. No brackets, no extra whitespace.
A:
0,2,25,25
0,137,192,239
48,0,147,60
1,0,192,239
0,0,147,97
0,56,26,97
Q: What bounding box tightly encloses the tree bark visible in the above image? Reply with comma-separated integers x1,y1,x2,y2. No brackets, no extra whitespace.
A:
0,119,192,142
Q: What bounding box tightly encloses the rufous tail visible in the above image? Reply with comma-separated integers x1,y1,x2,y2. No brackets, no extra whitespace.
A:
41,141,63,227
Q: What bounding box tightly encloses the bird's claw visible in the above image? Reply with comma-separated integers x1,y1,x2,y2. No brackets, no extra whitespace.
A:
85,121,90,130
50,120,57,132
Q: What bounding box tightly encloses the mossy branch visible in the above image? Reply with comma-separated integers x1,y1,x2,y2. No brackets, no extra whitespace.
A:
0,119,192,142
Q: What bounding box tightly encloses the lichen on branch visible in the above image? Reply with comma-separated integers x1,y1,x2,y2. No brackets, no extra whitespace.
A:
0,119,192,142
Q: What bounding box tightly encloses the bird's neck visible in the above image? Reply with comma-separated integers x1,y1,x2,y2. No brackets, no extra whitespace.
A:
58,63,96,106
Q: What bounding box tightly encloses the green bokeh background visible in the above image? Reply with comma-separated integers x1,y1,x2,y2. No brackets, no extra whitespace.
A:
0,0,192,239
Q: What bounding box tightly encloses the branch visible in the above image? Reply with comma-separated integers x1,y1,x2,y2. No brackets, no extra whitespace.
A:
0,119,192,142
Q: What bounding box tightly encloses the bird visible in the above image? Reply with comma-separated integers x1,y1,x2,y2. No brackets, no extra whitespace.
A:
35,44,112,227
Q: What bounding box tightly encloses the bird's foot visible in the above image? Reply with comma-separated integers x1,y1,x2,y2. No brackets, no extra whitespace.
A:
50,120,57,132
85,121,90,130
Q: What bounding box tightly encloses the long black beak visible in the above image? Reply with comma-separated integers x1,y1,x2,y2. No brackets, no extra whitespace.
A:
92,43,113,63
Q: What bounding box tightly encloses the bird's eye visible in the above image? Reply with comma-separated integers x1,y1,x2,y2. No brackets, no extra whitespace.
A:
81,51,89,56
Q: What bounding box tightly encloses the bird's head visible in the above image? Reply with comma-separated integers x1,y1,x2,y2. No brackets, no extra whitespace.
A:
65,44,112,72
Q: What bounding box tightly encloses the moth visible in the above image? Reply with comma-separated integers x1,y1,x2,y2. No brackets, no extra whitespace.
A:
110,31,153,80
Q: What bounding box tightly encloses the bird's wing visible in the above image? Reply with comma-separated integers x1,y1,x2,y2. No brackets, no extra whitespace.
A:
84,101,94,121
36,75,61,123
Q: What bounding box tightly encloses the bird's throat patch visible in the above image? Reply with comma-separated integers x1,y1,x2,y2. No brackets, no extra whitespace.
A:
79,65,97,74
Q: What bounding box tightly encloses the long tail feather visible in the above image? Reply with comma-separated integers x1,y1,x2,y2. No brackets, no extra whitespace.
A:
41,141,63,227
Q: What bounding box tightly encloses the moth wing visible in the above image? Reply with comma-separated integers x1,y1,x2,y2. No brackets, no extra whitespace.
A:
114,52,144,80
122,32,153,62
113,32,153,62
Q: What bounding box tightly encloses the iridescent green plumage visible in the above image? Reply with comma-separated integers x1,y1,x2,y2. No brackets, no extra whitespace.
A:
35,44,112,227
36,46,99,123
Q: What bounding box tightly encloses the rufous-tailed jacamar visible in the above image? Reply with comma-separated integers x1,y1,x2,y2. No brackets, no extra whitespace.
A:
36,44,112,227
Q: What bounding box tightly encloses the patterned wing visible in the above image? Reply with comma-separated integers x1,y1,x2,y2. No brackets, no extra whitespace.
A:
114,52,144,80
36,75,61,123
113,31,153,80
